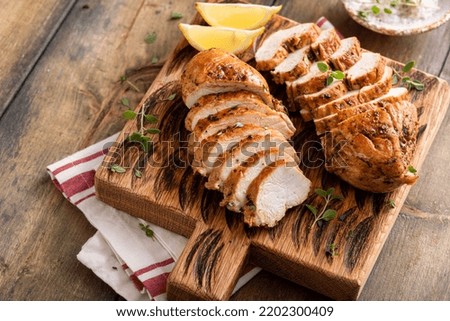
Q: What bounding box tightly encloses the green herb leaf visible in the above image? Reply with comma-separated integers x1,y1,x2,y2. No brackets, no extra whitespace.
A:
167,93,177,101
358,10,369,19
331,194,344,201
306,204,318,215
134,169,142,178
392,74,399,85
315,188,329,198
170,12,183,20
331,70,345,80
384,7,393,14
144,32,157,44
402,60,415,72
371,5,381,15
110,164,126,173
326,187,335,196
387,199,396,208
144,114,158,123
326,76,334,86
151,54,159,64
139,223,154,239
120,97,130,107
128,132,144,142
119,75,127,83
322,209,337,221
408,165,417,174
317,61,328,72
146,128,161,135
122,109,136,120
410,79,424,91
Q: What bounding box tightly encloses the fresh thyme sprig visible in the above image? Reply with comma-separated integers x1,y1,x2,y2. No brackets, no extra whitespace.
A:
392,60,424,91
317,62,345,86
306,188,343,228
139,223,155,239
326,243,339,257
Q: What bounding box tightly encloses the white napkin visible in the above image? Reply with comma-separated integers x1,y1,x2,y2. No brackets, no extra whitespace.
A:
47,134,261,300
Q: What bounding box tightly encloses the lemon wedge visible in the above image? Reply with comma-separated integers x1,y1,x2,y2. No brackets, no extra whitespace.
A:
178,23,264,54
195,2,282,30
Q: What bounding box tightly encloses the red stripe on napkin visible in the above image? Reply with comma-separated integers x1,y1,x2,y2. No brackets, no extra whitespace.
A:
52,149,109,175
59,170,96,198
142,273,171,298
134,257,175,276
73,192,96,206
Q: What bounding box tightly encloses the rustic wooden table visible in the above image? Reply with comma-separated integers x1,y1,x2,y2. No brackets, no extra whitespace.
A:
0,0,449,300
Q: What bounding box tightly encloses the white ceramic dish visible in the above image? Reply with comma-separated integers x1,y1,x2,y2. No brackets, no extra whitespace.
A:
342,0,450,36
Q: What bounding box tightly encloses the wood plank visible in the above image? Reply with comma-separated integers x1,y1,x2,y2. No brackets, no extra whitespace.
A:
359,207,450,300
0,0,198,300
94,9,450,300
0,0,77,117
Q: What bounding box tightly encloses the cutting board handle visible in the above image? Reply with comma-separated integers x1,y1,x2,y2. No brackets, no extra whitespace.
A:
167,210,251,300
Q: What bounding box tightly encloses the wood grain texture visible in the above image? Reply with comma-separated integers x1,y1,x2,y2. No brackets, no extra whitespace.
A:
0,0,77,117
1,0,449,301
95,9,450,300
0,0,197,300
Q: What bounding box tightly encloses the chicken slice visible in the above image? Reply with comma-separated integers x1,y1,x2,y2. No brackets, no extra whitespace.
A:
270,46,313,84
322,101,418,192
255,23,321,71
220,149,298,213
329,37,361,71
312,67,395,120
310,28,341,61
190,106,296,147
314,87,408,135
345,52,386,90
286,61,330,105
185,91,287,132
206,130,299,191
191,125,266,176
242,159,311,227
358,66,393,102
181,48,273,108
296,80,348,120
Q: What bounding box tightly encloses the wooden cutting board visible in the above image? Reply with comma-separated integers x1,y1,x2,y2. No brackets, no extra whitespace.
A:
94,11,450,300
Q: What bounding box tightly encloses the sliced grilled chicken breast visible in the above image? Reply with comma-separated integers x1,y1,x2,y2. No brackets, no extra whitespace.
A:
206,131,299,191
185,91,286,132
181,48,273,108
190,106,296,146
255,23,321,71
310,28,341,60
322,101,418,192
242,159,311,227
314,87,409,135
358,66,393,102
296,80,348,120
191,124,266,176
286,61,330,105
220,149,297,212
329,37,361,71
312,67,395,121
312,89,360,120
345,52,385,89
271,46,312,84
